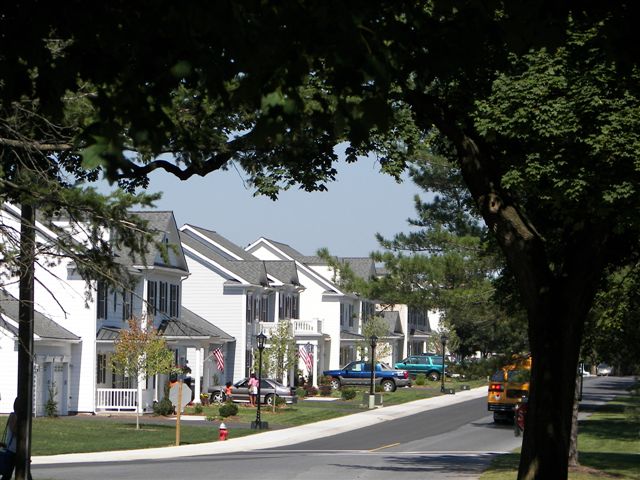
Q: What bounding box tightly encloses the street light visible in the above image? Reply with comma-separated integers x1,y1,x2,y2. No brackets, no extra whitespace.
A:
440,332,448,393
369,335,378,396
252,332,267,429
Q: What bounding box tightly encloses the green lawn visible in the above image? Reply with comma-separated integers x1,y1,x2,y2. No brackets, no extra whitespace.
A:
480,390,640,480
13,378,485,456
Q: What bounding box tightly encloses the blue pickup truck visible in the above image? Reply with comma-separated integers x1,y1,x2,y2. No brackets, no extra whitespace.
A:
323,361,411,392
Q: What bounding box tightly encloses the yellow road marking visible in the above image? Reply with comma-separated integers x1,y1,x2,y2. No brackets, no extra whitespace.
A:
369,442,400,452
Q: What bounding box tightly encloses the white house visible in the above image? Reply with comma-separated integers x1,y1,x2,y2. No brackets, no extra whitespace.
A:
180,225,327,387
0,206,233,414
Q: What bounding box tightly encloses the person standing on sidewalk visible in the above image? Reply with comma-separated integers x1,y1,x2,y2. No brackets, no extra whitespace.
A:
248,373,259,407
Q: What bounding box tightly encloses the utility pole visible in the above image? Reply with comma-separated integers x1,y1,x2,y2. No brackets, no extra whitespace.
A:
16,202,35,480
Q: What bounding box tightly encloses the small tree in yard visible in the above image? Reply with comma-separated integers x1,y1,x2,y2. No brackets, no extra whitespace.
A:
111,317,174,430
253,321,297,384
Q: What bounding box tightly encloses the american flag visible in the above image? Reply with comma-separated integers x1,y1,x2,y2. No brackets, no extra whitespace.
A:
299,344,313,372
212,348,224,372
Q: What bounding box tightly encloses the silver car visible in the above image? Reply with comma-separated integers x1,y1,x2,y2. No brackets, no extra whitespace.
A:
596,363,613,376
208,378,297,405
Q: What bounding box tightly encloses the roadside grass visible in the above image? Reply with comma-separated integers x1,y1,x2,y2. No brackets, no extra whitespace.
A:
480,390,640,480
29,417,254,456
11,378,487,456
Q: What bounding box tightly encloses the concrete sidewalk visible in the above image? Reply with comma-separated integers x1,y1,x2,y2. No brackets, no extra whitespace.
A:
33,387,487,465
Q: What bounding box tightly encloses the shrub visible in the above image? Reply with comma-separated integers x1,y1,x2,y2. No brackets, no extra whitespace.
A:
153,396,174,416
318,375,331,386
296,387,307,398
275,396,286,407
153,383,175,416
45,385,58,418
341,388,357,400
415,374,426,386
194,404,203,414
304,385,318,397
319,385,332,396
374,384,384,393
219,402,239,418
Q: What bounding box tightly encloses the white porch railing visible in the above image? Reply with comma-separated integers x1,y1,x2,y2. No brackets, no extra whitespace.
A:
259,319,323,337
96,388,137,411
292,319,323,335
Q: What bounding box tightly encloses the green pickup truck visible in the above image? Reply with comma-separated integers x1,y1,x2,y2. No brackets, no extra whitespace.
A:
395,354,445,381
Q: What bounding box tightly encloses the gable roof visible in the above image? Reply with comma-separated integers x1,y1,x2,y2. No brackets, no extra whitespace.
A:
96,308,234,341
0,290,80,341
159,308,234,340
115,211,189,272
180,229,299,287
246,237,343,294
181,224,255,260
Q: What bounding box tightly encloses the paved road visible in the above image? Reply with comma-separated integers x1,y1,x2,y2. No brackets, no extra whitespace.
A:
32,376,634,480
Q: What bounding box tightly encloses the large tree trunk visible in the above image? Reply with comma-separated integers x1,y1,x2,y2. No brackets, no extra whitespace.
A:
568,375,581,467
517,295,583,479
442,132,606,479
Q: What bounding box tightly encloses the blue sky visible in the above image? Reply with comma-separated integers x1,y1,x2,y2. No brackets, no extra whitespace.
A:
137,157,425,258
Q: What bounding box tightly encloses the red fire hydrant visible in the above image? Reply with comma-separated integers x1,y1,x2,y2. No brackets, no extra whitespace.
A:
219,422,228,441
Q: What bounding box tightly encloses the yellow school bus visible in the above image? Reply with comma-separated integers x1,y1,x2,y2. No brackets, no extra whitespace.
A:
487,355,531,423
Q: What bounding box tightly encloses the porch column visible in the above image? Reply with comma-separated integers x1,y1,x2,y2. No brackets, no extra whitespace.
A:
194,347,203,404
312,342,318,388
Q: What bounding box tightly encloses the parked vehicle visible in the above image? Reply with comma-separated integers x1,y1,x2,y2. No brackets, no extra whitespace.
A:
514,396,528,437
208,378,297,405
323,361,411,392
596,363,612,376
394,354,445,381
487,355,532,423
578,365,592,377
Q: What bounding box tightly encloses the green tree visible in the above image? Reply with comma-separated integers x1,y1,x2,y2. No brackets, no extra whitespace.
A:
373,155,527,359
583,265,640,375
357,315,392,362
111,317,175,430
259,321,297,383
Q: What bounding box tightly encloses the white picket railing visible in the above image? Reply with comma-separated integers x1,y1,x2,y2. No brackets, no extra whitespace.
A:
96,388,137,411
258,319,323,337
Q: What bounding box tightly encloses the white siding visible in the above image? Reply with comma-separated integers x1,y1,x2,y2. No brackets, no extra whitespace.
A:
181,252,245,382
0,329,17,413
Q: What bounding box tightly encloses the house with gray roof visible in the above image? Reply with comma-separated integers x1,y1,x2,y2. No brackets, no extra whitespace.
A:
244,237,406,376
180,224,310,386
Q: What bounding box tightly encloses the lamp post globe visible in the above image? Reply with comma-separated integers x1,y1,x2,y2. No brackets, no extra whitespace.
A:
369,335,378,396
439,332,448,393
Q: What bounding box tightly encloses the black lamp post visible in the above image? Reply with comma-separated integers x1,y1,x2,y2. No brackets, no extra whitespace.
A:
369,335,378,396
440,332,448,393
252,332,267,429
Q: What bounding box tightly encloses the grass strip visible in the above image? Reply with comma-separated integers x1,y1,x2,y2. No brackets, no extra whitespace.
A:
480,390,640,480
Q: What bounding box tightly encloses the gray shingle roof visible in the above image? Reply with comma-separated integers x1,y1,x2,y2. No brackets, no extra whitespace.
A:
340,257,377,281
264,261,299,285
183,225,256,260
0,290,80,341
161,308,233,340
182,231,298,287
263,239,307,261
96,309,233,341
116,211,187,271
